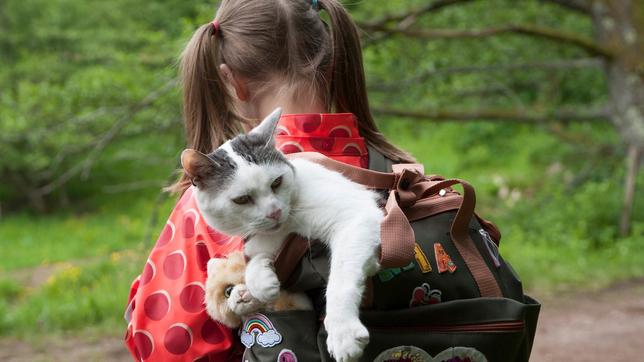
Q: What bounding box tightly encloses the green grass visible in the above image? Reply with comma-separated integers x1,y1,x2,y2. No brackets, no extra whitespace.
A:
1,120,643,337
0,254,144,337
1,201,151,271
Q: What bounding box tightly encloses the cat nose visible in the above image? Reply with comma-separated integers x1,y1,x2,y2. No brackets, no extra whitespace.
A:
267,209,282,221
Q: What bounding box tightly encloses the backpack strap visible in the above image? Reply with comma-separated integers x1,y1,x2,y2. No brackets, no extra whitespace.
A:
274,233,310,285
288,152,418,268
286,152,503,298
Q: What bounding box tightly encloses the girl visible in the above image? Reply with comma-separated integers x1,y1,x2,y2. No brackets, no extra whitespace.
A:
124,0,414,360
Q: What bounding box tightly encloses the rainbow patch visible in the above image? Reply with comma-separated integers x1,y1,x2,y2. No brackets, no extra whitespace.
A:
240,313,283,348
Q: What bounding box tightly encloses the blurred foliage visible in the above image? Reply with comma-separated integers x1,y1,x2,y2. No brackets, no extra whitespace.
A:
0,0,197,210
0,0,612,211
0,0,642,338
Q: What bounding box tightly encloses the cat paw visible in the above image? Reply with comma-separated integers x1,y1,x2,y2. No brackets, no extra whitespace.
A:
325,318,369,362
245,262,280,303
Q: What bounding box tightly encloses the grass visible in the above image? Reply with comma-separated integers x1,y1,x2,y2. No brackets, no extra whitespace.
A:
1,119,643,338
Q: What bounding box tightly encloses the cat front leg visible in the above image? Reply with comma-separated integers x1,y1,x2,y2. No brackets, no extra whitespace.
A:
324,223,380,362
245,254,281,303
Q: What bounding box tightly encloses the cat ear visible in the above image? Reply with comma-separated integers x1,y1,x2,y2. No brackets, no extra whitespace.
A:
248,107,282,143
181,149,217,188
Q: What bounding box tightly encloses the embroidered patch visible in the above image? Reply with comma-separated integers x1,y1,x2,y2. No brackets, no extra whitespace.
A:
433,346,488,362
374,346,488,362
409,283,442,307
373,345,431,362
377,262,415,282
277,348,298,362
240,313,282,348
479,229,501,268
414,243,432,273
434,243,456,274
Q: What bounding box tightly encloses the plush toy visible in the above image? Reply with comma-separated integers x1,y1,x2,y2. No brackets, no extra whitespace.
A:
204,251,312,328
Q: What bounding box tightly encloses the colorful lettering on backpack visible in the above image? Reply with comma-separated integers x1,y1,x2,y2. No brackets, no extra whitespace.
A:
434,242,457,274
409,282,442,307
414,242,432,273
239,313,282,348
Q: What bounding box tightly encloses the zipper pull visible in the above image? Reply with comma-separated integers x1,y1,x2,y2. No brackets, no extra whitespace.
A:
479,229,501,268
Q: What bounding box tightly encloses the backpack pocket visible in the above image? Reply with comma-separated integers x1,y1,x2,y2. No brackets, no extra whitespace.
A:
241,309,322,362
317,296,539,362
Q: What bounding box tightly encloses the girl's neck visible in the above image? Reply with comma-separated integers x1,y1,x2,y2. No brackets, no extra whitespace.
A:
258,96,326,117
251,83,327,123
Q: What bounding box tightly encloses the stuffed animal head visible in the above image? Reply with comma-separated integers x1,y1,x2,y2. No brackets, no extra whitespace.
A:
204,251,264,328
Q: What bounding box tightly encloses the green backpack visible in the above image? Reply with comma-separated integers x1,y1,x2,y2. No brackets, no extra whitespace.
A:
239,149,540,362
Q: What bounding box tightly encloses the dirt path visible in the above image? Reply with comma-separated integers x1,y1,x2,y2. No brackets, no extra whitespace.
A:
0,334,129,362
530,279,644,361
1,280,642,361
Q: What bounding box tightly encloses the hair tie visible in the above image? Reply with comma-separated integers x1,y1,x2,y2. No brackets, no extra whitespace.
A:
311,0,318,10
211,20,220,35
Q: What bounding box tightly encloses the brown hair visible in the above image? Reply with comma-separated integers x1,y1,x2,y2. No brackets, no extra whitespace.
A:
170,0,414,194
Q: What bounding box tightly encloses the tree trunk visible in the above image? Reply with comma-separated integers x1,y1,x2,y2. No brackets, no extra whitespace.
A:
592,0,644,235
620,144,641,236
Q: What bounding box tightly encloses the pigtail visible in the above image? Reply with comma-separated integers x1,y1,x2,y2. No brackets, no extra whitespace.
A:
168,22,244,194
317,0,415,163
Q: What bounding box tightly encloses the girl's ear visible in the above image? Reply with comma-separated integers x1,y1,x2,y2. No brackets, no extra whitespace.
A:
220,64,249,102
180,149,218,188
248,107,282,142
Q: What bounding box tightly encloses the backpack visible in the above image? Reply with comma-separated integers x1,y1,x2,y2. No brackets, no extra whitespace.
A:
238,148,540,362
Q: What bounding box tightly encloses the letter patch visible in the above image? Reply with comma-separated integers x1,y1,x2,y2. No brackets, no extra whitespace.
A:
414,242,432,273
240,313,283,348
434,242,456,274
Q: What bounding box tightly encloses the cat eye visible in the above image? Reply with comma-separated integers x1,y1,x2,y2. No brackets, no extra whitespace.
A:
271,176,283,191
232,195,251,205
224,285,233,298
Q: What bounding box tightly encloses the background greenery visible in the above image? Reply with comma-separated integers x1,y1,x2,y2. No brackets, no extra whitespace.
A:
1,0,642,344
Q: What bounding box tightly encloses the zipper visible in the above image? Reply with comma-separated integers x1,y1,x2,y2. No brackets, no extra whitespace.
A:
480,228,501,268
368,320,524,333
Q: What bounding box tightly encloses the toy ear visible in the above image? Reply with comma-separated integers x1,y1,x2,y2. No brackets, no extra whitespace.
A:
226,251,246,266
207,258,226,276
181,149,217,188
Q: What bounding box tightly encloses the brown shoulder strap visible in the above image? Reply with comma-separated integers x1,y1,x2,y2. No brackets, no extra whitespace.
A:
273,233,310,284
287,152,396,189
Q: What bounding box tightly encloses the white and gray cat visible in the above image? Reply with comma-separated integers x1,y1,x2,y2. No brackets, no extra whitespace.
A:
181,108,382,362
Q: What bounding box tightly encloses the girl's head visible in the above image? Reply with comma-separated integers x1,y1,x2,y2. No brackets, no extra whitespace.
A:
173,0,413,193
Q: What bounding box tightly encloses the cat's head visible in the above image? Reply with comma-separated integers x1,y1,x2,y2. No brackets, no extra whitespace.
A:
181,108,295,238
204,251,263,328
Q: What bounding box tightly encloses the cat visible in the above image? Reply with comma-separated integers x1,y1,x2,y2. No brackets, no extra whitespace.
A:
204,251,312,329
181,107,383,362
